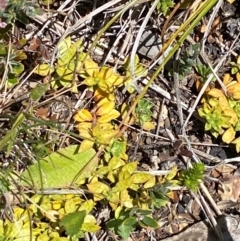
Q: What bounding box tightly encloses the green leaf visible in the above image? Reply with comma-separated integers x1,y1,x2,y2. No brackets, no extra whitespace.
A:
12,62,24,75
30,83,49,101
21,145,96,188
0,175,10,194
106,219,123,230
0,24,12,34
0,43,7,55
0,113,25,152
7,74,18,87
60,210,86,237
139,216,158,228
122,217,137,226
118,224,135,240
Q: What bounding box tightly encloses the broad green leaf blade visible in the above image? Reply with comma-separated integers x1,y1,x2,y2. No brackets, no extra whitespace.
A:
59,210,86,237
122,217,137,226
30,83,49,101
140,216,158,228
118,224,135,241
21,145,96,188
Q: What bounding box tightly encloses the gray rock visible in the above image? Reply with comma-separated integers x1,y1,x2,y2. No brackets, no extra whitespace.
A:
138,30,162,59
161,215,240,241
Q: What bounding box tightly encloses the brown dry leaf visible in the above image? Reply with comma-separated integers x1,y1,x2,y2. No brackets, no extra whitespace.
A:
28,37,41,51
200,24,207,33
172,191,179,204
35,107,49,119
211,168,220,178
232,170,240,201
217,200,238,210
219,174,240,202
191,199,201,216
218,174,235,201
215,164,235,174
207,35,215,44
212,17,221,29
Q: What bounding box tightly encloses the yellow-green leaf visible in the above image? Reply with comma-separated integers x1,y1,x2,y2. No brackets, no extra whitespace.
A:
132,172,152,183
114,178,133,191
223,73,232,86
87,181,109,194
232,91,240,100
109,192,120,210
84,76,98,86
96,101,115,116
166,166,178,180
14,50,27,61
74,109,93,122
84,58,99,76
97,109,120,123
56,67,73,80
208,88,224,98
121,161,137,174
78,200,95,214
144,175,156,188
142,121,156,131
34,64,54,76
222,127,236,144
57,36,71,56
21,145,96,188
81,222,100,232
227,83,240,93
57,45,77,66
223,109,238,125
64,199,77,213
79,139,94,152
232,137,240,152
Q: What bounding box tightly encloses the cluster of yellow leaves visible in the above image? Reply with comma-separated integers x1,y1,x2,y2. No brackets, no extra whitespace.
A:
199,73,240,152
87,161,156,216
0,194,99,240
74,88,120,151
83,59,125,92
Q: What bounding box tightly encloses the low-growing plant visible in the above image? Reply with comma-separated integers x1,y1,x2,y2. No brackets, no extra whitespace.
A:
195,64,215,92
198,73,240,152
0,34,27,87
155,0,175,16
0,0,42,24
179,163,205,192
107,208,158,240
230,55,240,75
171,43,200,80
134,98,156,131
